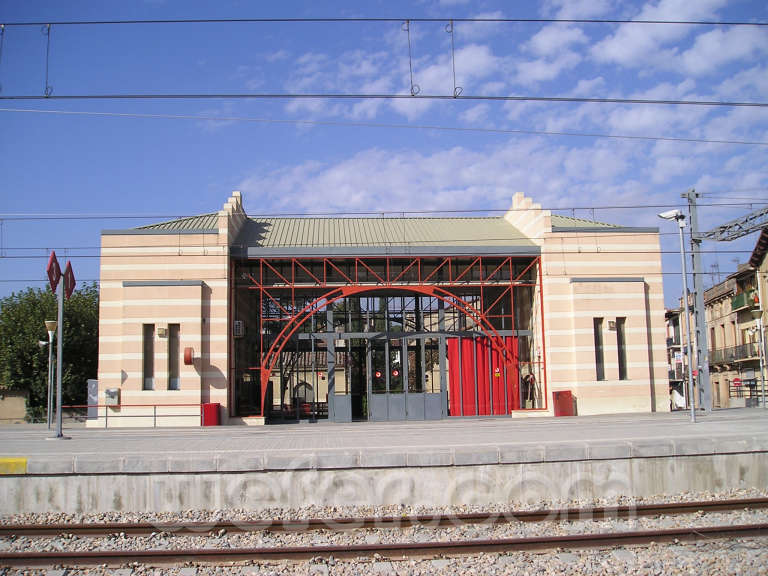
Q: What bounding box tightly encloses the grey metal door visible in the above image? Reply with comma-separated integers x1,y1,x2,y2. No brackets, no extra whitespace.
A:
406,335,446,420
332,333,448,422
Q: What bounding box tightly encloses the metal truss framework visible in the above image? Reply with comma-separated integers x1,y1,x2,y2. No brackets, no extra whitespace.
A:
241,255,545,416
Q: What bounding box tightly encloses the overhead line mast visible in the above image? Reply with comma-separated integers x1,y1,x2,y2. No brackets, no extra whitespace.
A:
684,194,768,412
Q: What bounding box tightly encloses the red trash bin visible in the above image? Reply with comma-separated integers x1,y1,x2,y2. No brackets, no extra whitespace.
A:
552,391,574,416
201,402,220,426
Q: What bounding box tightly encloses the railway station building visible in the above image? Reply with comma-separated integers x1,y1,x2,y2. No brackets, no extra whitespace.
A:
94,191,669,426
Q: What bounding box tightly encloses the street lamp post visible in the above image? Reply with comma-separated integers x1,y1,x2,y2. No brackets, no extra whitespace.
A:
659,209,696,423
44,320,57,429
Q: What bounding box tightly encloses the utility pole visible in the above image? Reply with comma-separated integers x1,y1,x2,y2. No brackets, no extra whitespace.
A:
683,189,712,412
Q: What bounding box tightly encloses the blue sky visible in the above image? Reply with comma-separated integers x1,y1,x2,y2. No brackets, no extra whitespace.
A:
0,0,767,307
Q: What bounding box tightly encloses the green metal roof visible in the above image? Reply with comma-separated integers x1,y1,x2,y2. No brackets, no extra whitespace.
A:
137,213,219,232
244,217,535,248
128,211,629,248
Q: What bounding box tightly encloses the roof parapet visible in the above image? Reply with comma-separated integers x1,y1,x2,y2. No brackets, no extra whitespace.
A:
218,190,248,244
504,192,552,246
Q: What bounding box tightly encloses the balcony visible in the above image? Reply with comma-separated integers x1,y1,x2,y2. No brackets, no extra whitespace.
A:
710,342,761,365
668,366,685,381
730,292,755,312
666,337,681,348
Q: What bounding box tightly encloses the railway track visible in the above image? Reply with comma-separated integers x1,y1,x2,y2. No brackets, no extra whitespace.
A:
3,496,767,537
1,524,766,566
2,498,767,567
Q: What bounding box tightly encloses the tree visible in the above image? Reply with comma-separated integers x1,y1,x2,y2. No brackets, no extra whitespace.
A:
0,283,98,420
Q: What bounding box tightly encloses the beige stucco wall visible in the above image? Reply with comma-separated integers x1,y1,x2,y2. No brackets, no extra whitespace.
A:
507,193,669,416
0,390,27,423
94,192,245,427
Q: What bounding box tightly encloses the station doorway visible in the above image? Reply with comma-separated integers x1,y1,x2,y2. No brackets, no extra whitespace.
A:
264,331,530,423
330,333,444,422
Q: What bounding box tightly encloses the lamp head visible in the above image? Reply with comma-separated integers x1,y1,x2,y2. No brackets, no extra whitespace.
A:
38,340,47,348
44,320,57,332
658,209,683,220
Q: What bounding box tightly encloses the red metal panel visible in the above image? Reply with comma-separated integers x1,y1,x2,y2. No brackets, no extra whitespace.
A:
201,402,220,426
447,338,461,416
553,391,574,417
476,338,490,416
461,338,476,416
490,339,505,415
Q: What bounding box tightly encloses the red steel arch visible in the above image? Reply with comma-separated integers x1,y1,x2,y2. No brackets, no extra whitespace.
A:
259,284,515,415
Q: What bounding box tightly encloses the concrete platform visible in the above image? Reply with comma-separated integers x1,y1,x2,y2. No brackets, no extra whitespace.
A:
1,410,767,514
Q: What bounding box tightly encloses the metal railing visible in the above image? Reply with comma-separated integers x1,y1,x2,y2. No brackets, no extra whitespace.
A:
730,292,754,312
62,403,209,428
710,342,760,364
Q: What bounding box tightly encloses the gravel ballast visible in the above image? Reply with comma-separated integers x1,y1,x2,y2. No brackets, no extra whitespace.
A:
2,488,767,575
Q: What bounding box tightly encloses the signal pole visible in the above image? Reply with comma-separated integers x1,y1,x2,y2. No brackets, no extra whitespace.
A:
683,189,712,412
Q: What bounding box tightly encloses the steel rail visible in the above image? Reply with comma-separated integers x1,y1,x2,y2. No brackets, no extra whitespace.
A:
2,497,767,537
1,523,766,566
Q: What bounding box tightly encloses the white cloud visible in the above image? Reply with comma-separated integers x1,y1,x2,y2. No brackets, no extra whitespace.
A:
591,0,729,68
716,65,768,100
284,98,343,118
349,78,393,119
701,107,768,144
606,104,702,135
264,49,290,63
389,97,435,121
542,0,614,19
287,52,333,91
459,104,490,124
455,44,504,83
649,155,696,183
410,44,502,95
511,24,589,87
503,100,545,122
681,28,768,76
270,39,506,122
599,79,710,136
515,52,581,85
526,25,589,57
337,50,391,82
195,103,238,132
571,76,606,96
455,12,506,41
237,139,655,216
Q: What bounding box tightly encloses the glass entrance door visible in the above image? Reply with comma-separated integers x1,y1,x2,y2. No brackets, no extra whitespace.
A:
328,333,447,422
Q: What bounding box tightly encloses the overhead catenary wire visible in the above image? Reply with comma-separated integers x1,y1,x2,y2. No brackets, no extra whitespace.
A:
1,201,766,220
2,92,766,107
2,108,766,147
1,248,759,259
2,17,767,26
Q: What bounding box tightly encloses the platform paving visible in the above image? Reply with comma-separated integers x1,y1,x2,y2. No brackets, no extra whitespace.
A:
1,409,766,475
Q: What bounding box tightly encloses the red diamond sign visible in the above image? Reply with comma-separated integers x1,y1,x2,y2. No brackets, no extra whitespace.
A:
46,251,61,293
63,260,76,300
